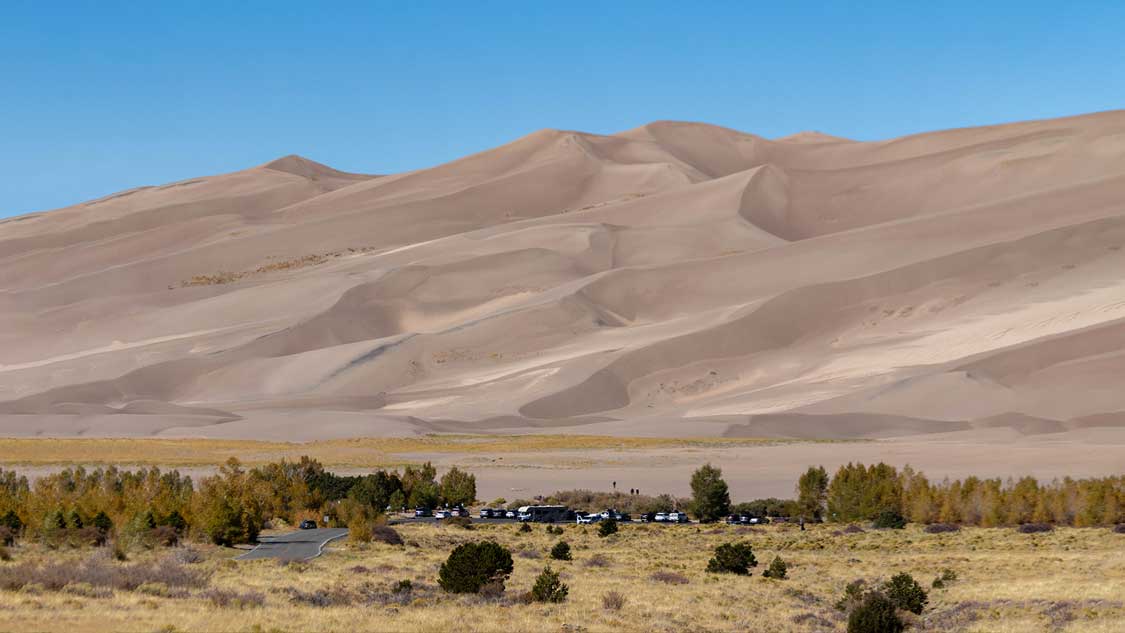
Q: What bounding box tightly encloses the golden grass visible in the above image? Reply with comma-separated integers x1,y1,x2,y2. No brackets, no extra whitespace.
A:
0,435,836,469
1,524,1123,632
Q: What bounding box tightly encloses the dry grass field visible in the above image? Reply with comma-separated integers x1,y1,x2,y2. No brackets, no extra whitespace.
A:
0,435,816,468
1,521,1123,633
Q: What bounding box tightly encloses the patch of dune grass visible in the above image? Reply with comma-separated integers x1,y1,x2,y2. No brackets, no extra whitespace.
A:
0,435,848,468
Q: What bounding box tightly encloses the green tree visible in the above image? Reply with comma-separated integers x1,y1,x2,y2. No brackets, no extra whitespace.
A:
91,511,114,534
797,465,829,520
402,462,440,508
598,518,618,537
847,591,904,633
438,541,514,593
690,463,731,522
530,566,569,603
706,541,757,575
550,540,572,561
439,467,477,507
882,572,927,615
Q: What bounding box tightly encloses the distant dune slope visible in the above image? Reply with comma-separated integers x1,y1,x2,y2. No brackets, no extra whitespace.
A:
4,111,1125,439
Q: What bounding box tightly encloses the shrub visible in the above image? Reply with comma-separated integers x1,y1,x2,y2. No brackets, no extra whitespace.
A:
202,588,266,609
62,582,111,598
598,518,618,537
372,526,403,546
872,510,906,530
585,554,612,568
0,510,23,534
882,572,927,615
438,541,514,594
0,526,14,547
0,545,9,561
763,556,788,579
1017,523,1053,533
348,519,374,544
393,579,413,594
651,571,689,585
519,523,532,533
170,547,203,565
149,526,180,547
91,511,113,534
529,566,568,603
847,591,905,633
706,541,757,575
842,524,866,534
73,526,108,547
835,579,867,612
923,523,960,534
443,516,473,530
1114,524,1125,534
931,568,957,589
550,541,572,561
602,590,626,611
546,525,564,535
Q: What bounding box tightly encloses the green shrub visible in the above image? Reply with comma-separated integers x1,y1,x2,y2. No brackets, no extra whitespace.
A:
0,545,10,561
847,591,904,633
438,541,514,594
91,511,113,534
0,510,22,534
931,568,957,589
0,527,14,547
882,572,927,614
763,556,788,579
872,510,906,530
550,541,572,561
393,579,413,594
529,566,568,603
706,541,757,575
598,519,618,538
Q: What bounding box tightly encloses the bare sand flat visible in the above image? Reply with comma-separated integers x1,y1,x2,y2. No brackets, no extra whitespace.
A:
4,112,1125,477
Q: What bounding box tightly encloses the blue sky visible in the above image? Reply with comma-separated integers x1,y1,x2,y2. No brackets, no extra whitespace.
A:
2,1,1123,218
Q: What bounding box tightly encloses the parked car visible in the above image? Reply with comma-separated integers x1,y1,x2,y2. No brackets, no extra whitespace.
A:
613,511,631,522
668,511,689,523
414,507,433,518
298,519,317,529
725,514,741,525
638,512,657,523
434,509,450,519
576,513,600,524
654,512,668,522
478,508,493,519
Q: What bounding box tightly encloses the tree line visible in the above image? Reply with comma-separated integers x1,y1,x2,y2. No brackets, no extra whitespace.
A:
795,462,1125,526
0,457,476,546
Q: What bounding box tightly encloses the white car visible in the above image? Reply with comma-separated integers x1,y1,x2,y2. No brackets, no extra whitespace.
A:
576,513,599,524
654,512,668,522
434,510,450,519
668,511,688,523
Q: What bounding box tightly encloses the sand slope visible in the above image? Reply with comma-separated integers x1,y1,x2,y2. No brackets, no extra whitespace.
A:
4,111,1125,440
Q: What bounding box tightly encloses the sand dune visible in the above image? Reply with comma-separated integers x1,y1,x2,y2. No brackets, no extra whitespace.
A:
4,111,1125,442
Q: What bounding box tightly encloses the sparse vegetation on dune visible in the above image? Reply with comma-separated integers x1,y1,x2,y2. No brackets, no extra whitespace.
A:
2,522,1124,631
0,435,814,468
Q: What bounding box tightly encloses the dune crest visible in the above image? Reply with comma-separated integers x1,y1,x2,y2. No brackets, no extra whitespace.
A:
4,111,1125,439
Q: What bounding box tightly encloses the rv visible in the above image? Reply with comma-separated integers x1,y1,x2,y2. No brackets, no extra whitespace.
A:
517,505,570,523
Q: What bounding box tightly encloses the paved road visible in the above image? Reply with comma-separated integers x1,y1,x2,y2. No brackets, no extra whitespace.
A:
235,528,348,561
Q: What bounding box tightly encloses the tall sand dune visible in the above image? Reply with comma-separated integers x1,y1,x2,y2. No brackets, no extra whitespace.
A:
4,111,1125,440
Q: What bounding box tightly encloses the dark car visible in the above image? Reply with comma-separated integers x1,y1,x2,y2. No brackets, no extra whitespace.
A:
414,507,433,518
638,512,657,523
298,519,317,529
478,508,493,519
725,514,741,525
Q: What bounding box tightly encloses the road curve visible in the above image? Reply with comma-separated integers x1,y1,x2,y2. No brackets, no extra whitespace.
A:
235,528,348,561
